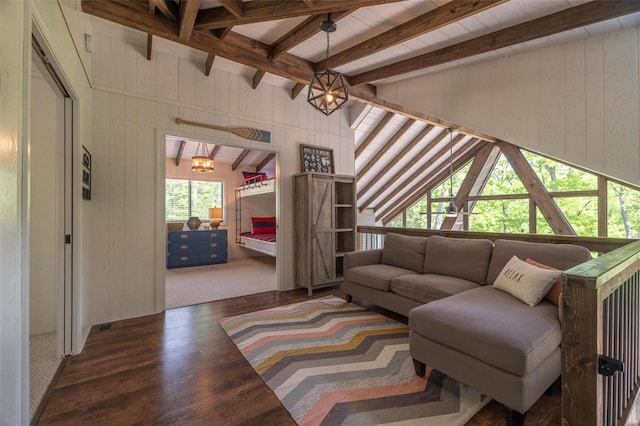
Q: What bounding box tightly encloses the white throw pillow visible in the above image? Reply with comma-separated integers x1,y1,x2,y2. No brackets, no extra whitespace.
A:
493,255,562,307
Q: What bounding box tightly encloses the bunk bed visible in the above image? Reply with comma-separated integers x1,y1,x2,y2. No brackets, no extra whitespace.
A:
235,177,276,257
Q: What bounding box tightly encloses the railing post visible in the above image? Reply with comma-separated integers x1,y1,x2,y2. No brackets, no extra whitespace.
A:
562,274,603,426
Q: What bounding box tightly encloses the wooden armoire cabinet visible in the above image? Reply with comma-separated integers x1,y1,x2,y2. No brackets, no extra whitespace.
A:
294,172,356,295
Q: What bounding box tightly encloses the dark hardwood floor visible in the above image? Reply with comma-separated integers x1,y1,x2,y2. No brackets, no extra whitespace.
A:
37,288,560,425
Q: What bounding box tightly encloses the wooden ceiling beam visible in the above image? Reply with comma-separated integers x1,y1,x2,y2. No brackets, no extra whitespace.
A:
256,153,276,172
270,10,354,60
151,0,178,21
209,145,221,160
315,0,507,71
440,144,499,230
81,0,377,99
349,0,640,85
498,141,575,235
194,0,401,31
178,0,201,40
378,140,484,224
204,52,215,76
355,111,394,158
303,0,314,7
214,27,233,39
290,83,305,100
359,127,449,211
146,33,153,60
218,0,244,18
232,149,251,171
175,140,186,166
357,118,415,180
357,124,434,198
251,69,265,89
370,133,467,216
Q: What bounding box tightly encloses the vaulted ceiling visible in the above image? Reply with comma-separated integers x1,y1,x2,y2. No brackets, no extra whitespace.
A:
85,0,640,224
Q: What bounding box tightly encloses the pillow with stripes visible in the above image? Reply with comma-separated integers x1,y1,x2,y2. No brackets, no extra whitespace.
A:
251,216,276,234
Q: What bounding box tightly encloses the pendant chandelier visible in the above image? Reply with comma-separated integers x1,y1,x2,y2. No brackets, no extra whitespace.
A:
307,14,348,116
191,142,214,172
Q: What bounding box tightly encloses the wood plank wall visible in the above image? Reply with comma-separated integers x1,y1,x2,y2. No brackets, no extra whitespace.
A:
88,22,355,325
378,26,640,186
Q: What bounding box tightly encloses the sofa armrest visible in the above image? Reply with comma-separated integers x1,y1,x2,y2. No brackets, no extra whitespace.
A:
344,249,383,272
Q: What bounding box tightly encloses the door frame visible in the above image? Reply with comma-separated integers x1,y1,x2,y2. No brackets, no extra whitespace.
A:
154,128,283,311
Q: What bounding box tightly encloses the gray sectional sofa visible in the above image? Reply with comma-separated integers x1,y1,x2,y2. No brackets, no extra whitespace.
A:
342,232,592,424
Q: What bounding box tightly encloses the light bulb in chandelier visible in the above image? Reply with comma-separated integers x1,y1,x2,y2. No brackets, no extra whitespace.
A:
325,91,335,104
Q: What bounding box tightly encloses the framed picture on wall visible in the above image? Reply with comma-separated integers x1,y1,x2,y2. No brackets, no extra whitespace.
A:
300,144,334,174
82,145,92,200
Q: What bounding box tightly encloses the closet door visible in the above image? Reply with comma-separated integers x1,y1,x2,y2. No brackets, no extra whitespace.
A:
311,175,335,285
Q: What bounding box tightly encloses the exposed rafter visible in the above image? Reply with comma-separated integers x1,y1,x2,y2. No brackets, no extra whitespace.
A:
440,144,499,230
81,0,377,100
146,33,153,60
178,0,201,40
209,145,221,160
152,0,178,21
270,10,354,60
194,0,401,31
256,153,276,172
232,149,251,171
251,69,265,89
204,52,215,76
357,124,434,199
218,0,244,19
175,140,186,166
349,0,640,85
379,140,484,223
357,118,415,180
371,133,468,218
290,83,305,100
498,142,575,235
355,112,394,158
359,127,449,211
314,0,507,71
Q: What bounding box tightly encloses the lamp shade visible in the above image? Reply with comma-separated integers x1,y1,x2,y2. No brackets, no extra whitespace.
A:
209,207,223,219
192,155,214,172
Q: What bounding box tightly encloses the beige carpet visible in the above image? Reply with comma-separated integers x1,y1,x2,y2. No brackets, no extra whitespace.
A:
30,332,61,419
166,256,277,309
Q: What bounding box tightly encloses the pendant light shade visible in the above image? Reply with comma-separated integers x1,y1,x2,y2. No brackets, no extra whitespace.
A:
192,142,214,172
308,14,348,116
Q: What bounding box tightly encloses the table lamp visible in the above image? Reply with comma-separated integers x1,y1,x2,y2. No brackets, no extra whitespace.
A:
209,207,223,229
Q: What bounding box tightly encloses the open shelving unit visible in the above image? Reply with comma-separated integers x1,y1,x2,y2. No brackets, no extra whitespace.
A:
294,172,356,295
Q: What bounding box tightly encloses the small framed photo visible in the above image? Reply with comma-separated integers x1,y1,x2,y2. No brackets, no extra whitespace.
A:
300,144,334,174
82,145,92,201
82,146,91,170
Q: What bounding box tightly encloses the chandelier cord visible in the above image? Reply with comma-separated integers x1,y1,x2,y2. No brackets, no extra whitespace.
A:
325,30,330,69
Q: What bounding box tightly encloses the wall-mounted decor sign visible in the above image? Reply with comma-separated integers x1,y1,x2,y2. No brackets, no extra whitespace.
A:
82,145,92,200
300,144,334,174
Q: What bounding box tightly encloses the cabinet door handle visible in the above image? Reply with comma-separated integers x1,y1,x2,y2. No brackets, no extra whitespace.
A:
181,245,188,249
180,256,188,261
210,254,217,258
210,243,217,247
180,234,189,239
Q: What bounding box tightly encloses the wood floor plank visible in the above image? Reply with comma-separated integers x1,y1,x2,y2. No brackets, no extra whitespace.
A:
37,287,559,425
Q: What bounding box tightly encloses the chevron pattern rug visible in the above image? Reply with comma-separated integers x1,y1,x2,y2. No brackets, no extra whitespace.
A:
220,296,490,425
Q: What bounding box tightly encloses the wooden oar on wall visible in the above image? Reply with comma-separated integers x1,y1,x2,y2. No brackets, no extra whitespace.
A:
175,118,271,143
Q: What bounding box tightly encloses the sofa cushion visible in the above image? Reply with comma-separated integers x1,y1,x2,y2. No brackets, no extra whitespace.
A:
486,239,591,285
493,256,561,306
381,233,428,273
391,274,481,303
346,264,418,292
409,286,561,376
423,235,493,284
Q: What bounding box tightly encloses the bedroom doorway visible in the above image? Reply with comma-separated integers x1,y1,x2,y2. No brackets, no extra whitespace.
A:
163,136,278,309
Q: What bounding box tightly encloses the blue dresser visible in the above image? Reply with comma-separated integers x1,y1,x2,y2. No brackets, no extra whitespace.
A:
167,229,228,269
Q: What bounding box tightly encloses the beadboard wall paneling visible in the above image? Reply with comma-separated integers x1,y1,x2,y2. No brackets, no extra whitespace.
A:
378,26,640,185
90,30,355,325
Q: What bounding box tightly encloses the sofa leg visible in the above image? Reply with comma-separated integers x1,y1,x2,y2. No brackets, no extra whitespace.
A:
412,358,426,377
345,295,353,303
505,407,526,426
